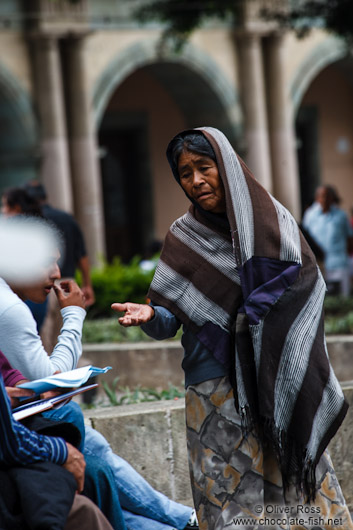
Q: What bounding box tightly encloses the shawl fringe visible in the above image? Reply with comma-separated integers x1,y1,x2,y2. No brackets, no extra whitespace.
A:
239,404,318,502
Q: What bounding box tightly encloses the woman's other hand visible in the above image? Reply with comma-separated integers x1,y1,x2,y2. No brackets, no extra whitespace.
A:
111,302,154,326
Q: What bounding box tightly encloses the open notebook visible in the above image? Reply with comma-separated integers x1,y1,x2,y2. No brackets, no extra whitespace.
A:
17,365,112,394
12,365,112,420
12,383,99,421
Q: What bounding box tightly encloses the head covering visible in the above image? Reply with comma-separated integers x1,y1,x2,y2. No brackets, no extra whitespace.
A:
149,126,347,499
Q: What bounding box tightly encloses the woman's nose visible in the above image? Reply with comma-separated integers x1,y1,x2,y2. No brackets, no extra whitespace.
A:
192,170,205,187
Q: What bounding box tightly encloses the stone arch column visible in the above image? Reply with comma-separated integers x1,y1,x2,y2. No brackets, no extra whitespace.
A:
61,36,106,265
264,32,300,219
29,36,73,211
236,32,272,191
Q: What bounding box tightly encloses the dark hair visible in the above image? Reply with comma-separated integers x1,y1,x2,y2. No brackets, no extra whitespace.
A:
325,185,341,205
169,132,216,172
2,187,43,218
24,181,47,202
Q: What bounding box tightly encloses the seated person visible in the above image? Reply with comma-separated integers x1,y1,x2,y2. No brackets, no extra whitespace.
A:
0,371,113,530
1,349,125,529
0,216,198,530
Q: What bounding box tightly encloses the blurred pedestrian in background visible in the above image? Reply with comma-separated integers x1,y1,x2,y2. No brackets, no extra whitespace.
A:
1,187,43,219
302,185,353,296
25,181,95,350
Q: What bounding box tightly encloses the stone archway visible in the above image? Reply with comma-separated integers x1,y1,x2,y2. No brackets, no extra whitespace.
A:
93,38,242,144
93,39,242,261
0,63,39,194
289,36,349,212
290,35,347,117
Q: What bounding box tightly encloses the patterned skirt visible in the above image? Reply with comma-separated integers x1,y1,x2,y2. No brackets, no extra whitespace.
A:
185,376,353,530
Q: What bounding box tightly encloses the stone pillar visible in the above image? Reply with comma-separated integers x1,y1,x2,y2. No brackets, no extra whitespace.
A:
30,36,73,211
237,33,272,192
62,36,106,265
265,32,301,219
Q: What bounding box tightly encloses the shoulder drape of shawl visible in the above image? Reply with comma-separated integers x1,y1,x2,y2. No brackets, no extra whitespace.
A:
148,126,348,500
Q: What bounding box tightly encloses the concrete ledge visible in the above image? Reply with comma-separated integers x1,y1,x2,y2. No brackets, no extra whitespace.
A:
84,384,353,510
84,398,193,505
326,336,353,381
83,336,353,392
83,341,184,390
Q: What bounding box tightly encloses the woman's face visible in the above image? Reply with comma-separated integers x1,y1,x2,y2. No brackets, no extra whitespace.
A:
177,150,226,213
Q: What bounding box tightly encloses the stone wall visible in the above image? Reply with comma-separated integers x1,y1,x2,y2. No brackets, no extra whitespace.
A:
83,336,353,393
84,383,353,510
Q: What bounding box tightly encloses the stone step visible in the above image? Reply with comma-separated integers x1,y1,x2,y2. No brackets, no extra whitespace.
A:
84,383,353,511
82,336,353,392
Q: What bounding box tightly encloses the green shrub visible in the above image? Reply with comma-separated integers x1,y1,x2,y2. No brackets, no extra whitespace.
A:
324,295,353,316
101,378,185,407
82,317,182,343
325,312,353,335
78,256,155,319
82,318,155,343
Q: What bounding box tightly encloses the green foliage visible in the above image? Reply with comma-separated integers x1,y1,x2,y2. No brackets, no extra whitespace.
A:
135,0,241,50
136,0,353,48
101,377,185,407
323,295,353,334
265,0,353,43
325,312,353,335
82,317,182,343
82,318,156,343
323,295,353,316
78,256,155,319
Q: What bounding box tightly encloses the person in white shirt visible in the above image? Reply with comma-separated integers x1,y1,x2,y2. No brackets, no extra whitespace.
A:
0,217,198,530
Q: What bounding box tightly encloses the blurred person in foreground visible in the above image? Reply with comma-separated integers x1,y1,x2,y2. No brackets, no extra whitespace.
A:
113,127,352,530
302,185,353,296
0,215,198,530
1,186,48,331
24,180,95,351
0,348,112,529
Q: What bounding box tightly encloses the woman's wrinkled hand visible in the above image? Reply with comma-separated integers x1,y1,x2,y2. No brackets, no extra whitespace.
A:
111,302,154,327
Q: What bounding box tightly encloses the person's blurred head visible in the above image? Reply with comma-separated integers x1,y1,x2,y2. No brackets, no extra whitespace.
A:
315,185,339,213
23,180,47,203
1,187,43,218
0,215,63,300
11,246,61,304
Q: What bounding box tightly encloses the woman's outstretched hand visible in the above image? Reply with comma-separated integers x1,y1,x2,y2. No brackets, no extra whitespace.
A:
111,302,154,327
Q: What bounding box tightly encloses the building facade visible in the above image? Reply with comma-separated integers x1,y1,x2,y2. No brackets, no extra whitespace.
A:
1,0,353,263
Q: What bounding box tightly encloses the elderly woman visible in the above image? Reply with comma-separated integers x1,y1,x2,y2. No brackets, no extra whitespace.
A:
112,127,352,530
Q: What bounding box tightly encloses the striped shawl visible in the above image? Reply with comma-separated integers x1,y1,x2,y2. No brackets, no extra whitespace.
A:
148,127,348,499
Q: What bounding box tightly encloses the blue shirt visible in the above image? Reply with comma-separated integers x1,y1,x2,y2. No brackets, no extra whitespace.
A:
141,305,227,387
0,375,68,467
302,203,353,270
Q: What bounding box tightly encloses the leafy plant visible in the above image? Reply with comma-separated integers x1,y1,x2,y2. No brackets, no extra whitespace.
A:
325,312,353,335
324,295,353,316
82,318,182,343
101,379,185,407
77,255,156,319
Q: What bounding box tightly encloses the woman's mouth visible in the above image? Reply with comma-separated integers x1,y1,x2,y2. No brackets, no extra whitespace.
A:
196,192,212,200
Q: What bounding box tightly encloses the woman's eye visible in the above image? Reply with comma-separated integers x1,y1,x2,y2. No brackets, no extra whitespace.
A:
180,173,191,179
